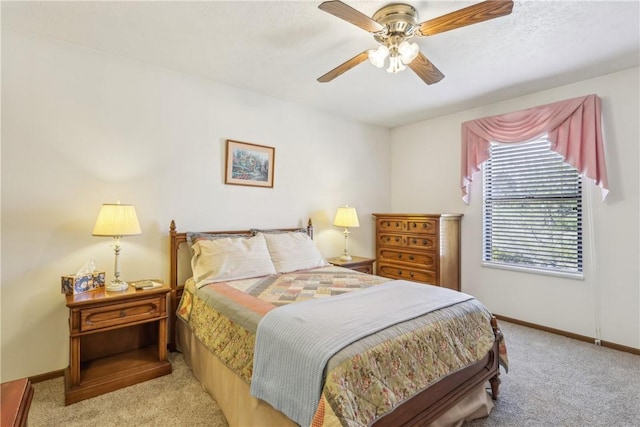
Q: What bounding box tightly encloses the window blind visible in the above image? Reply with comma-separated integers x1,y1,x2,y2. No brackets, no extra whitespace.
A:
483,138,583,275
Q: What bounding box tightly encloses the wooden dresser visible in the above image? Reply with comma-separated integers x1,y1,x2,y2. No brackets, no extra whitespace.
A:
373,213,462,291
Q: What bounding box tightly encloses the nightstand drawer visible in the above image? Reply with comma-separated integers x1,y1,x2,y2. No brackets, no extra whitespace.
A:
327,256,375,274
349,264,373,274
377,264,436,284
80,297,163,332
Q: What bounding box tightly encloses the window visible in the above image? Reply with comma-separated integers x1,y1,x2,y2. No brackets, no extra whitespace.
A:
483,137,583,276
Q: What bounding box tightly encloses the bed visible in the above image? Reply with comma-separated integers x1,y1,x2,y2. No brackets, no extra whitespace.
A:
169,219,506,427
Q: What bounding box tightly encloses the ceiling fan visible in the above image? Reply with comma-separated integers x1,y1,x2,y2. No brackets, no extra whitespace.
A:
317,0,514,85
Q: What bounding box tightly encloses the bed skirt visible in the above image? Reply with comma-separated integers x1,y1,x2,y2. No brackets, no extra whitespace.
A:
176,320,494,427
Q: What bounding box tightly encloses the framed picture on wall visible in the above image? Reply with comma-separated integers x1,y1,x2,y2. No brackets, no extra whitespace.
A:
224,139,275,188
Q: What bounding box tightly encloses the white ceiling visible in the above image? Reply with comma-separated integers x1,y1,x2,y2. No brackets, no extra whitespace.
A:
3,1,639,128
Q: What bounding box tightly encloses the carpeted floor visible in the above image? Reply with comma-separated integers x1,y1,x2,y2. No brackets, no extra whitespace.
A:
467,322,640,426
29,321,640,426
29,352,228,427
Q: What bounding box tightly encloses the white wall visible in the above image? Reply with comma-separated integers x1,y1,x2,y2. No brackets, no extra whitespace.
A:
391,68,640,349
0,29,391,381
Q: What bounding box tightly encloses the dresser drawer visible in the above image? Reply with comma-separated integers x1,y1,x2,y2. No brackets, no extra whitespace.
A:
379,233,437,251
406,235,437,251
377,218,405,232
377,264,436,284
378,233,405,248
378,249,437,269
406,220,437,235
80,297,163,332
377,218,437,235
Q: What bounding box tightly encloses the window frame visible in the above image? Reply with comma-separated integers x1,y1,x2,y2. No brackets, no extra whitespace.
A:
482,137,584,279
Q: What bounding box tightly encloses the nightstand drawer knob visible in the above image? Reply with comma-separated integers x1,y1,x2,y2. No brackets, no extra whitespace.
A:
119,311,126,317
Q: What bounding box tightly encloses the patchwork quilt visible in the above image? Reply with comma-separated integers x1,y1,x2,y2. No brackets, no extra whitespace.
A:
177,266,506,427
244,268,391,305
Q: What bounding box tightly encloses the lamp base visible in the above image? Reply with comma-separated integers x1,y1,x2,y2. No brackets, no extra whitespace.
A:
106,280,129,292
340,254,353,261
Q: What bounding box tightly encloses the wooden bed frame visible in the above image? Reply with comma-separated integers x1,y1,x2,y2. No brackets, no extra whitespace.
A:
168,219,502,426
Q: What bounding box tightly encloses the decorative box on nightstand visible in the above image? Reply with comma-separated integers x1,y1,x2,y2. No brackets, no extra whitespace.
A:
64,282,172,405
327,256,375,274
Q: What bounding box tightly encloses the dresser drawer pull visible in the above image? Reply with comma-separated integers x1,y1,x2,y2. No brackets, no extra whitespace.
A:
412,223,416,228
395,237,400,243
395,222,399,227
423,240,428,245
410,272,414,278
412,239,417,244
398,254,402,259
409,255,414,260
397,270,402,275
119,311,126,317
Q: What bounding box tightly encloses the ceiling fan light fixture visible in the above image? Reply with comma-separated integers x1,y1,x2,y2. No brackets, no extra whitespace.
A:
386,55,406,73
368,45,389,68
317,0,514,85
398,41,419,64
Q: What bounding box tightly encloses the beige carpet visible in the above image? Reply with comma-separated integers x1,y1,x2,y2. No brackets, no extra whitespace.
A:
29,352,228,427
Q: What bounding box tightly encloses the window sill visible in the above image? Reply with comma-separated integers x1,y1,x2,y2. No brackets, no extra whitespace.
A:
482,261,584,280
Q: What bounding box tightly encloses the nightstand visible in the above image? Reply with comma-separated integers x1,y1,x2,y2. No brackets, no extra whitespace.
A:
64,283,172,405
327,256,375,274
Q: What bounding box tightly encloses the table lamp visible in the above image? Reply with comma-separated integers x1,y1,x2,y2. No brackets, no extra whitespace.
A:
333,205,360,261
92,202,141,291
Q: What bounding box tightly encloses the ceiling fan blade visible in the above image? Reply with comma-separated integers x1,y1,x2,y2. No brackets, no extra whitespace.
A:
318,1,385,33
408,53,445,85
417,0,514,37
317,51,370,83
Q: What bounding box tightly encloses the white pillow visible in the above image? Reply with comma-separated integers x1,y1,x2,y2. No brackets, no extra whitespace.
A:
261,232,329,273
191,233,276,288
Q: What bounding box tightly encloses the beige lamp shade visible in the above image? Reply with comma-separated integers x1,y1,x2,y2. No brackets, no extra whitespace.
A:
92,203,141,237
333,206,360,228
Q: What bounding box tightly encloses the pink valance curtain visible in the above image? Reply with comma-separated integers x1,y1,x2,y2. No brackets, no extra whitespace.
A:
460,94,608,203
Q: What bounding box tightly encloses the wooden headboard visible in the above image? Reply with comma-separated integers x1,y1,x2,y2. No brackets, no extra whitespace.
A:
167,218,314,349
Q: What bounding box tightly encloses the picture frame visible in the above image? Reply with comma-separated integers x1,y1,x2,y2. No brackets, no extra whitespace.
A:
224,139,275,188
